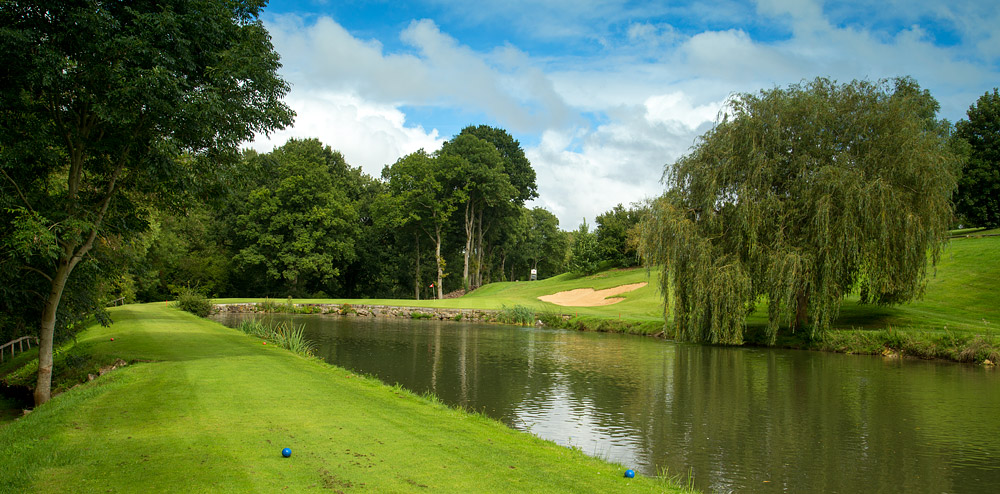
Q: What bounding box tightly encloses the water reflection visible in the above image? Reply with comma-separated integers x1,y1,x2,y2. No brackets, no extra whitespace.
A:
212,313,1000,494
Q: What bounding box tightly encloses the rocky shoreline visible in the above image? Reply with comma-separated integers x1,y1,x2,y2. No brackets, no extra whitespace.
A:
212,302,502,323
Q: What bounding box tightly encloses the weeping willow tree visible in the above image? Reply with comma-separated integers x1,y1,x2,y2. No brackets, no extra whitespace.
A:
641,77,959,345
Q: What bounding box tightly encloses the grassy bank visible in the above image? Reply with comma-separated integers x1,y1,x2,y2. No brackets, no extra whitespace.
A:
215,234,999,363
215,267,668,336
0,304,689,493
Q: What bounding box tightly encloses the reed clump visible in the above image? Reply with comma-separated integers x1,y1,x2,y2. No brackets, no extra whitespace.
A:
235,318,315,357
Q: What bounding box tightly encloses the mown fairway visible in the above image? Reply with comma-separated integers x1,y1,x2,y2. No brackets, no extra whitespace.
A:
0,305,683,493
216,234,998,337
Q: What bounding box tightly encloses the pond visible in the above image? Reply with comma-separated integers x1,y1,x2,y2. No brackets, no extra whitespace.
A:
212,313,1000,493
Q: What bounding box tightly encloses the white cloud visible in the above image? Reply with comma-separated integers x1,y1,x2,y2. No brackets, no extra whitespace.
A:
526,92,717,228
265,15,573,134
254,3,1000,229
249,91,443,177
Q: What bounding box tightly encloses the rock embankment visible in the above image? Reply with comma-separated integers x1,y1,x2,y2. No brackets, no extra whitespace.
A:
213,303,498,322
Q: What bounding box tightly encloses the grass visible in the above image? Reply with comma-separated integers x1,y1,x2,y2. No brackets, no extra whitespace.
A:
0,304,690,493
215,268,668,336
216,235,999,361
234,318,315,357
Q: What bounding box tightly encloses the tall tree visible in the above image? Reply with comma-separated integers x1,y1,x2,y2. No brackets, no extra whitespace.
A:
569,220,601,276
383,150,463,299
641,77,958,344
231,139,358,297
439,134,514,290
456,126,539,287
953,88,1000,228
595,203,645,268
0,0,293,405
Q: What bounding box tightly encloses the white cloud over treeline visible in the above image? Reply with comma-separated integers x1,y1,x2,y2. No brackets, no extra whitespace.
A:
252,0,1000,228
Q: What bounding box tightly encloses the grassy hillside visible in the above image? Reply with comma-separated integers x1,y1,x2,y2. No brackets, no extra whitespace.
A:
216,267,665,319
831,235,999,334
0,305,686,493
219,235,998,335
214,234,997,361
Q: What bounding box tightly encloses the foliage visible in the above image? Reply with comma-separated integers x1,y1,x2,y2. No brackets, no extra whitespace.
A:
595,203,646,268
495,304,536,326
458,125,538,204
133,207,232,301
175,290,213,318
231,139,359,297
641,77,959,344
0,0,293,405
234,317,315,357
569,221,602,275
382,150,464,299
953,88,1000,228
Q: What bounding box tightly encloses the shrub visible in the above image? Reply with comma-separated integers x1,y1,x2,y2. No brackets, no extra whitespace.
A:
176,290,212,318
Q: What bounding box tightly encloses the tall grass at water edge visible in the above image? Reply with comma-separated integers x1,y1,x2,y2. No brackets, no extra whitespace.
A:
495,304,536,325
235,318,315,357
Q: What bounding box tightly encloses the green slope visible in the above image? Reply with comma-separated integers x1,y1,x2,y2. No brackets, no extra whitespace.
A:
0,305,685,493
220,235,998,336
832,235,999,334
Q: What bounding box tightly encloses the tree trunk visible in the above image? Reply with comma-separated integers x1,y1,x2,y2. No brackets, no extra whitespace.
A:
793,288,809,332
463,201,473,290
474,209,484,288
34,256,76,406
414,233,421,300
499,250,506,282
435,224,444,300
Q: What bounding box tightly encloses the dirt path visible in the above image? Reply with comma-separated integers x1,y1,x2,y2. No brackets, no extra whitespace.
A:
537,282,648,307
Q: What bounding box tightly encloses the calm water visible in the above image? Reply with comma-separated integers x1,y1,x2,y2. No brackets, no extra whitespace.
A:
213,313,1000,493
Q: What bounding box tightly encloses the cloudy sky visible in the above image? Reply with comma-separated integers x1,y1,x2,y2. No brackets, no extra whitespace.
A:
250,0,1000,229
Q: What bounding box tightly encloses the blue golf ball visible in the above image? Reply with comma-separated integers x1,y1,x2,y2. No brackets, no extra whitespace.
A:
281,448,291,458
624,469,635,478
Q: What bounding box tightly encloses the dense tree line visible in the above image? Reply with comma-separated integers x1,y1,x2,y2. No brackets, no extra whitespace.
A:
119,130,592,303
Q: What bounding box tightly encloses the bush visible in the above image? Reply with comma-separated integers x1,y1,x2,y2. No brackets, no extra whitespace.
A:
176,290,212,318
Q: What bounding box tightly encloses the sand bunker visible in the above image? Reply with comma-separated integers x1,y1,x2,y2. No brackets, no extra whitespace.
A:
537,282,648,307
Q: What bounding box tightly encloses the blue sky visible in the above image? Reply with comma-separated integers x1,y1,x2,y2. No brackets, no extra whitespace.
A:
251,0,1000,228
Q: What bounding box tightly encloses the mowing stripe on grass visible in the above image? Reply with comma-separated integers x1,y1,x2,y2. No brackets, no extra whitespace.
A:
0,304,690,493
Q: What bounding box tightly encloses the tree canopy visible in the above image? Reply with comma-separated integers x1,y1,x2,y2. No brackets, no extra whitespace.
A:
641,77,959,344
595,203,645,268
953,88,1000,228
232,139,359,297
0,0,293,405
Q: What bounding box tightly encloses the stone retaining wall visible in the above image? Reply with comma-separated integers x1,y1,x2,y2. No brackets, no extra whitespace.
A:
212,303,499,323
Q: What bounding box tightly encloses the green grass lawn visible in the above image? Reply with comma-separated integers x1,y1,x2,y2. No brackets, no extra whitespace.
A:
220,235,998,338
216,267,666,321
215,235,998,361
833,235,999,334
0,304,687,493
